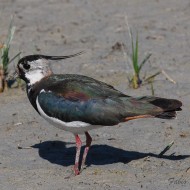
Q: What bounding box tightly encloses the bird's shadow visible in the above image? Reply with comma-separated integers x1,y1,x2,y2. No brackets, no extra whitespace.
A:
32,141,190,167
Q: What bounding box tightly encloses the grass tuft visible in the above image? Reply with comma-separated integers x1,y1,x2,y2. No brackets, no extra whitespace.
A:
0,17,20,92
128,30,160,89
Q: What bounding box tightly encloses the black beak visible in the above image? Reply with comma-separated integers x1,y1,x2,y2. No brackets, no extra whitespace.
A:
6,70,19,81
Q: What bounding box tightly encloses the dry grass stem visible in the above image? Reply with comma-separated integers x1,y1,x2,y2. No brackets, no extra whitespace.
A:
161,70,176,84
159,141,174,157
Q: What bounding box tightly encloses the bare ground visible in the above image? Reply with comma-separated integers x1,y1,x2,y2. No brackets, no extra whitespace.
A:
0,0,190,189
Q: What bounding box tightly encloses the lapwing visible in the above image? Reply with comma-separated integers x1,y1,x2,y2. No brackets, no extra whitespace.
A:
13,52,182,175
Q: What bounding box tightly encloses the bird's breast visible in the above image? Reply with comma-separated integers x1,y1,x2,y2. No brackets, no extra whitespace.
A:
36,95,102,134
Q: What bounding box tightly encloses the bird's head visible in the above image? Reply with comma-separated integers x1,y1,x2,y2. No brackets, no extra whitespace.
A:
14,52,83,86
17,55,52,86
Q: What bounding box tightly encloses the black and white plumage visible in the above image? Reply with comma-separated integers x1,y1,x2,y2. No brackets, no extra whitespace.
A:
15,52,182,175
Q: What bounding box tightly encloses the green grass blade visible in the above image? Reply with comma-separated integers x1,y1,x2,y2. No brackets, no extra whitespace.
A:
1,17,16,74
139,53,152,72
131,30,135,70
150,81,154,96
131,31,139,75
144,71,161,82
134,32,139,74
1,48,9,73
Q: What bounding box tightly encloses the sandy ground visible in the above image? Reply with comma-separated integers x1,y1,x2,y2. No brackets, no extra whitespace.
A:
1,0,190,189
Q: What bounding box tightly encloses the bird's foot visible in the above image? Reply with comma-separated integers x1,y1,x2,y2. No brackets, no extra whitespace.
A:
64,165,80,179
74,164,80,176
80,164,87,173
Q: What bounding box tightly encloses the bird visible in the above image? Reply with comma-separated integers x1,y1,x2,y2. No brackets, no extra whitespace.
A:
13,52,182,175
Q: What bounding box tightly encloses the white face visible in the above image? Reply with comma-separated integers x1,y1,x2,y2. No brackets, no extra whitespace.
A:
25,67,45,86
18,58,52,86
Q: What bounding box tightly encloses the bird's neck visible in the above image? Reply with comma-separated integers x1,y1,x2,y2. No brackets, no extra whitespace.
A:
26,69,52,86
26,73,52,113
26,69,53,95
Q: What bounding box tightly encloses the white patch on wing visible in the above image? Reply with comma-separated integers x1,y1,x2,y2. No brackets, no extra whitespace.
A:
36,90,102,134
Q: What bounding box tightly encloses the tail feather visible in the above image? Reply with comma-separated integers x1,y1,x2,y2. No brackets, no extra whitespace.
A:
137,96,182,119
150,98,182,119
149,98,182,111
155,111,177,119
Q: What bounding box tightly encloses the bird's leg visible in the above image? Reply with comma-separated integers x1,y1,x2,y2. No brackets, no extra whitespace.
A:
74,134,82,175
81,132,92,170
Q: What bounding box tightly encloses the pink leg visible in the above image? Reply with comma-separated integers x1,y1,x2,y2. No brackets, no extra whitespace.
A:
81,132,92,169
74,134,82,175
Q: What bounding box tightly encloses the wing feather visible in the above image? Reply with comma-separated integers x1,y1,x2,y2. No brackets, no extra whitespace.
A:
34,74,174,126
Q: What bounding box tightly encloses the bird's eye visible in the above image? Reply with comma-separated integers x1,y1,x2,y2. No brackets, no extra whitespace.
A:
23,63,30,70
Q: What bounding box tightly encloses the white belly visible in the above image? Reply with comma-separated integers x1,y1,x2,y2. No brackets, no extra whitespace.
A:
36,97,102,134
